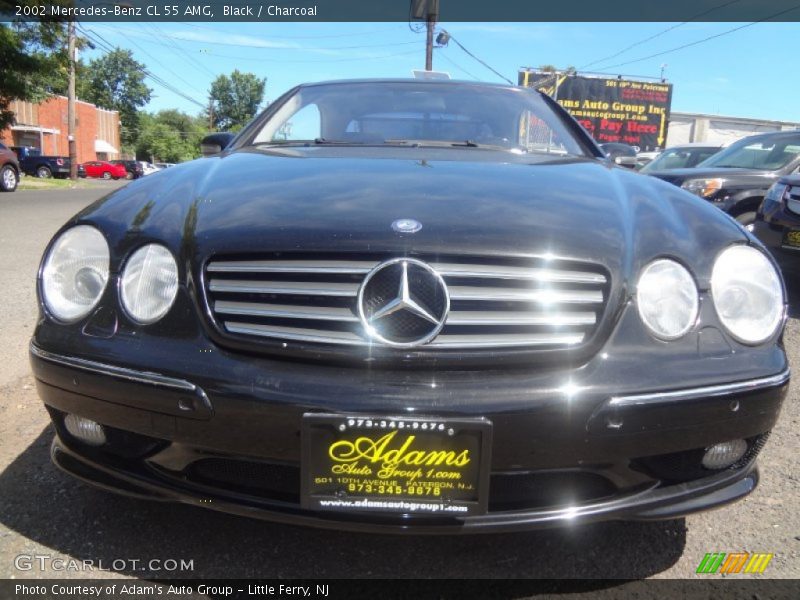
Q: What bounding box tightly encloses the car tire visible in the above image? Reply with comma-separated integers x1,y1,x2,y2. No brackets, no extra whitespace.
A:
102,171,111,180
0,165,18,192
735,211,757,233
36,166,52,179
125,172,134,180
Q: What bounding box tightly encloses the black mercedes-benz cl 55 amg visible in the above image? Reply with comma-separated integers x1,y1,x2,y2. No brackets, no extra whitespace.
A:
31,80,790,533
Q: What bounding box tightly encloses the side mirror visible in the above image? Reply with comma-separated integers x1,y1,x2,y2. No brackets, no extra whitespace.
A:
200,132,235,157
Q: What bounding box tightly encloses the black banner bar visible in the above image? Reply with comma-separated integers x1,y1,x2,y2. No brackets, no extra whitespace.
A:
3,0,800,22
2,579,800,600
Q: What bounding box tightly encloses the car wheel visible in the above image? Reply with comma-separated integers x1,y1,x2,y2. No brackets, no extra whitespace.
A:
36,166,52,178
125,172,134,180
102,171,111,180
735,211,757,233
0,165,18,192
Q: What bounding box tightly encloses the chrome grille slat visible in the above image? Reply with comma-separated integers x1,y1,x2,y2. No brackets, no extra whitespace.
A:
448,287,603,304
205,254,609,351
208,259,376,274
215,301,358,322
434,263,606,284
446,311,596,326
208,279,359,297
430,332,585,348
223,322,585,348
225,322,366,345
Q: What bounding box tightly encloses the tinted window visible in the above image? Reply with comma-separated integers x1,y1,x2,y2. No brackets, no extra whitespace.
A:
251,82,586,156
698,135,800,170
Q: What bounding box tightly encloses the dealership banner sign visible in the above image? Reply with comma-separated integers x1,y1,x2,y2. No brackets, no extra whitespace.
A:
519,71,674,152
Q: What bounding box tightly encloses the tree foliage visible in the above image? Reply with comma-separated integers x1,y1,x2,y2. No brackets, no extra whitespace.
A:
208,70,266,131
79,48,152,147
135,110,206,163
0,22,72,129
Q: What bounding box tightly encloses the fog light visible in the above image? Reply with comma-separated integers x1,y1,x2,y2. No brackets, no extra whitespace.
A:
702,439,748,469
64,414,106,446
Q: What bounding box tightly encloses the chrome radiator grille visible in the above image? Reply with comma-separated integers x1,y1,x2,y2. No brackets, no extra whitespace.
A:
204,254,609,351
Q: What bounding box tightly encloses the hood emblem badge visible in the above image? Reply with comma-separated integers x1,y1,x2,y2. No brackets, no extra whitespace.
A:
391,218,422,233
357,258,449,348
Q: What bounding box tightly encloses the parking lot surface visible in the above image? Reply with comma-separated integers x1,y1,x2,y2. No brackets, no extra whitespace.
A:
0,185,798,580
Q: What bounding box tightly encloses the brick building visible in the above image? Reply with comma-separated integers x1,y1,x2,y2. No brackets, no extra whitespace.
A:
0,96,121,162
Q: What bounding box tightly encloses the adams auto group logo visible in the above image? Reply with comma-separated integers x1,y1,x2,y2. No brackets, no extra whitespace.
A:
696,552,773,574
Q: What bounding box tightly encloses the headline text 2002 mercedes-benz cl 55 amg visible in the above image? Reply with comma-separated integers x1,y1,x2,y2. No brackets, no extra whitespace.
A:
30,80,790,533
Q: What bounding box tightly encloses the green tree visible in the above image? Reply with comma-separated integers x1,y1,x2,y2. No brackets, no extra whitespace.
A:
0,21,73,129
208,70,266,131
80,48,152,148
135,110,206,163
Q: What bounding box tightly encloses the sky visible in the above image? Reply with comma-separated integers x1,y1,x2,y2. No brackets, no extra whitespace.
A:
78,20,799,123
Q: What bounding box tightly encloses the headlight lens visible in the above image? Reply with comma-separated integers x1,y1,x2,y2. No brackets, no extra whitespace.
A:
42,226,110,322
681,178,723,198
120,244,179,324
636,259,699,340
711,245,784,344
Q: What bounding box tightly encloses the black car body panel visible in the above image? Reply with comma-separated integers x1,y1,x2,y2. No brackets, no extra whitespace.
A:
754,174,800,276
30,80,790,533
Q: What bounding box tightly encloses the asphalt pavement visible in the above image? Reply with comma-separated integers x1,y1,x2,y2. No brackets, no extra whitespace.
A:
0,184,798,582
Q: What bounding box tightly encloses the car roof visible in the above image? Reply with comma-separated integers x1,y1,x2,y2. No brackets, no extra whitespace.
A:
297,78,520,91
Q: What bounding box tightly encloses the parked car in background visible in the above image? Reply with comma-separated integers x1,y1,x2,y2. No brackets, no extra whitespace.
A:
0,143,21,192
648,131,800,230
31,79,790,534
639,143,723,174
599,142,638,169
110,160,144,180
155,162,176,169
138,161,160,176
753,175,800,277
12,145,70,178
81,160,127,180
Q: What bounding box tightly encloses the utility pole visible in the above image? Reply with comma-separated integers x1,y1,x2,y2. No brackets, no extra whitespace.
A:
412,0,439,71
425,11,435,71
67,20,77,180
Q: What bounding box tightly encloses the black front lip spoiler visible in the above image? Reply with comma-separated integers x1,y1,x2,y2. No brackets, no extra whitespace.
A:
51,436,759,535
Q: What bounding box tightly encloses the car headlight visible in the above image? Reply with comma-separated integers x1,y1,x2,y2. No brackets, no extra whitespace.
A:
41,225,110,322
636,259,699,340
681,178,723,198
711,245,784,345
120,244,179,324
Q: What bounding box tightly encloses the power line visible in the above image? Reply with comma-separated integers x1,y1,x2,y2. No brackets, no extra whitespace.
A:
146,23,217,78
592,3,800,71
186,48,421,64
578,0,745,71
80,27,207,110
178,22,399,39
91,24,420,51
437,52,481,81
440,30,513,85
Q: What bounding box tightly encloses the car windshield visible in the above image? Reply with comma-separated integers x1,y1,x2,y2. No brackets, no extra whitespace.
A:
249,81,586,156
641,147,719,172
697,135,800,170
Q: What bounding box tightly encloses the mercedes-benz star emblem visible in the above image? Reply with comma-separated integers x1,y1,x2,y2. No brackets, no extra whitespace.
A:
391,218,422,233
357,258,449,348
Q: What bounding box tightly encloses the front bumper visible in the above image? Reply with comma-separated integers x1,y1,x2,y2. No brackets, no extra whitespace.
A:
31,326,789,533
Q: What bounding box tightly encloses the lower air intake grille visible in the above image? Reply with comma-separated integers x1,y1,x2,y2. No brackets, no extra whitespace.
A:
204,253,610,352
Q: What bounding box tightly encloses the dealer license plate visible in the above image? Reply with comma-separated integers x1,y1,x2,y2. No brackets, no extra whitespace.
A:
782,230,800,250
301,414,492,516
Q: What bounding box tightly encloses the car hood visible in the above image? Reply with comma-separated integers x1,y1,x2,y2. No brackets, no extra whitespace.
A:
76,146,747,287
648,167,778,187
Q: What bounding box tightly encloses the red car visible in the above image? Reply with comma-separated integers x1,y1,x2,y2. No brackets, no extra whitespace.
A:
80,160,127,180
